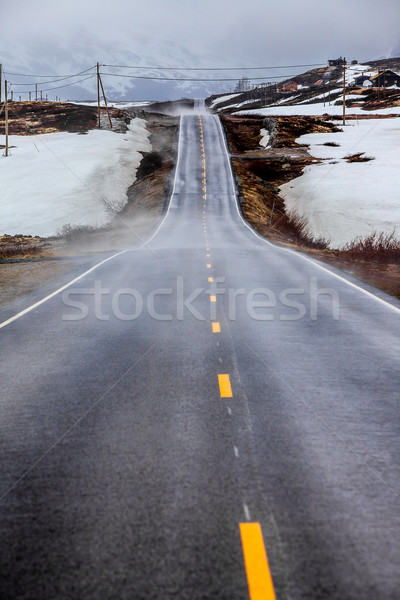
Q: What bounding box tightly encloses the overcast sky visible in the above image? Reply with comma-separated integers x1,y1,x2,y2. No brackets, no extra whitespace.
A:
2,0,400,100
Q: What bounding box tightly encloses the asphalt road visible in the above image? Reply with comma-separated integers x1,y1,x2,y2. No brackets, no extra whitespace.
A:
1,109,400,600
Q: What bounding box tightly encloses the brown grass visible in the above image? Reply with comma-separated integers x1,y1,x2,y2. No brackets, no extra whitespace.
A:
345,152,375,163
0,236,46,259
341,231,400,263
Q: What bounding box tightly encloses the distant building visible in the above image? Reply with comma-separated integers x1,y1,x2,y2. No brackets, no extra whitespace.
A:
351,60,359,65
328,57,345,67
369,70,400,88
278,81,298,92
354,74,372,87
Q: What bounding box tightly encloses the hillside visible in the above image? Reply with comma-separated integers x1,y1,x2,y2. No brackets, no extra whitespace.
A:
206,57,400,115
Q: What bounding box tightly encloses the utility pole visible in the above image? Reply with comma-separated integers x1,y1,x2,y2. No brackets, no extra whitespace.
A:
97,63,112,128
35,83,38,101
342,57,346,126
98,71,113,128
97,62,101,127
29,91,31,101
5,80,9,157
0,64,2,104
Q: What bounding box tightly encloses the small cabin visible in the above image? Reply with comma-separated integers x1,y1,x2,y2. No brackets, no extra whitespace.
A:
328,57,345,67
354,75,372,87
369,70,400,88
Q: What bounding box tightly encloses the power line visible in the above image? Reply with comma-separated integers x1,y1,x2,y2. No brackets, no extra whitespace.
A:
4,65,96,78
101,62,326,71
12,74,96,94
101,72,302,82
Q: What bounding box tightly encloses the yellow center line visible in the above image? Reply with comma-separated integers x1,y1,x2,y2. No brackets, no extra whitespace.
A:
208,277,214,282
240,523,276,600
210,295,216,302
212,322,221,333
206,254,210,257
207,264,211,268
218,374,232,398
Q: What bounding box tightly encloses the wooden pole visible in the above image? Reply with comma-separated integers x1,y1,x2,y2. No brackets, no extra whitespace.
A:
97,62,101,127
35,83,38,101
98,73,113,128
0,64,2,104
5,80,9,157
342,57,346,126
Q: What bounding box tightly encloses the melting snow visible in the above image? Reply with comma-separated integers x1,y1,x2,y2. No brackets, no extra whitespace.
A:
0,118,151,237
280,118,400,248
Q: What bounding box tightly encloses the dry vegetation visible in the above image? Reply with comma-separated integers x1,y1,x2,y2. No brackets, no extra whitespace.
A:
221,114,400,299
0,235,48,259
0,101,98,135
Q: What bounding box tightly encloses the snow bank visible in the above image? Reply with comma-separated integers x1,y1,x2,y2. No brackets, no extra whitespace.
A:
72,101,151,108
235,103,400,117
0,118,151,237
259,128,270,148
280,118,400,248
210,93,240,108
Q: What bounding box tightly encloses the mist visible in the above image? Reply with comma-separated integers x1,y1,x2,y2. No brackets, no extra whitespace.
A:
1,0,400,100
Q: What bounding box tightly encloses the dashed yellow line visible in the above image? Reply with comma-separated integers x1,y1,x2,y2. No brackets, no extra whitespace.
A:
212,322,221,333
207,264,211,268
210,295,216,302
208,277,213,282
240,523,276,600
218,374,232,398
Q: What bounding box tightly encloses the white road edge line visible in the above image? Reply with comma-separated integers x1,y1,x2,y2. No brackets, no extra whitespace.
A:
243,503,251,521
215,115,400,316
0,116,184,331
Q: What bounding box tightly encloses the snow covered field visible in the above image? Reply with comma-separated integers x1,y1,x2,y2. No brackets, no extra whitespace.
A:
280,118,400,248
0,118,151,237
236,103,400,117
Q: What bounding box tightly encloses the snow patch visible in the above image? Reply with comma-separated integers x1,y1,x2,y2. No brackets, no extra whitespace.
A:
280,118,400,248
259,128,270,148
210,93,241,108
0,118,151,237
235,103,400,117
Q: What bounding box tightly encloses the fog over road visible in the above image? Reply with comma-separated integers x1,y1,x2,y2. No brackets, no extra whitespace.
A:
1,106,399,599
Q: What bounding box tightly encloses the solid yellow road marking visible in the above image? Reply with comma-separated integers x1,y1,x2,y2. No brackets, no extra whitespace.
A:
210,295,216,302
218,374,232,398
240,523,276,600
207,264,211,268
212,322,221,333
208,277,213,282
